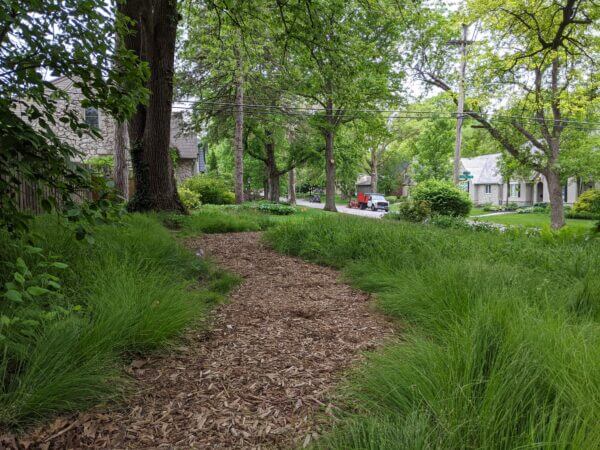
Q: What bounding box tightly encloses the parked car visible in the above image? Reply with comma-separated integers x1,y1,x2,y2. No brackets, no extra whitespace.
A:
367,194,389,211
308,194,321,203
355,192,389,211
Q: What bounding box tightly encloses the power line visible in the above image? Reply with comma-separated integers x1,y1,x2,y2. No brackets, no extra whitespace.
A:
171,104,600,131
173,100,600,127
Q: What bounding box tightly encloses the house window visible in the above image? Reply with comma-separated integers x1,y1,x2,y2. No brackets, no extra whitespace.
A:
84,107,99,129
510,183,521,198
563,184,568,202
485,184,492,194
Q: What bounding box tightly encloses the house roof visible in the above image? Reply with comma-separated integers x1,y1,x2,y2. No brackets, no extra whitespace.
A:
170,114,198,159
460,153,503,184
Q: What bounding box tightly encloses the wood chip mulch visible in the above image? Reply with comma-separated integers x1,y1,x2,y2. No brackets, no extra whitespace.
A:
5,232,394,449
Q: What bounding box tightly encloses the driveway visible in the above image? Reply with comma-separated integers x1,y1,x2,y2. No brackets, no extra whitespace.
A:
295,199,387,218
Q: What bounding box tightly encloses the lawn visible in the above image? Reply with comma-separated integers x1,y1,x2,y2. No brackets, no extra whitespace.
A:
475,212,597,231
469,207,487,216
264,214,600,449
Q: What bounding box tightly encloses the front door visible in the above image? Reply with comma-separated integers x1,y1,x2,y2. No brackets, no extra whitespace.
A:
536,182,544,202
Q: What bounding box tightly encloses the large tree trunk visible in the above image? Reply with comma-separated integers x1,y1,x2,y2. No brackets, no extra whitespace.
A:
370,148,378,193
288,168,296,205
113,120,129,199
323,99,337,212
233,44,244,204
545,168,565,230
119,0,183,213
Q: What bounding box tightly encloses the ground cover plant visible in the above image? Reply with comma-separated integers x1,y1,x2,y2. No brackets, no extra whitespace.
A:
0,214,235,429
264,214,600,449
476,212,596,233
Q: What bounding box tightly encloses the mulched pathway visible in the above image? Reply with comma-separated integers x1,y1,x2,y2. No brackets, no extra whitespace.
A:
8,232,393,449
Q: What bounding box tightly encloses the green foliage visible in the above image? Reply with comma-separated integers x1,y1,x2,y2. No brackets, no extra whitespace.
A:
168,207,273,235
207,150,219,173
412,118,453,182
256,202,296,216
86,155,114,173
0,0,147,235
411,180,472,217
0,215,231,428
181,175,235,205
566,210,600,221
178,186,202,210
169,147,180,169
388,200,431,223
573,189,600,215
265,214,600,449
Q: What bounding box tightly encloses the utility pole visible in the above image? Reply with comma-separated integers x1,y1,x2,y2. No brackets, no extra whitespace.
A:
448,24,473,184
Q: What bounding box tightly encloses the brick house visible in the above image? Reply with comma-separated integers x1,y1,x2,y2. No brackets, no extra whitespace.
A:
48,76,202,183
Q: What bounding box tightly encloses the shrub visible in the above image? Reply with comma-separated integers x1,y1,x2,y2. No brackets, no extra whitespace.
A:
257,201,296,215
566,210,600,220
573,188,600,215
391,199,431,222
411,180,471,217
505,202,519,211
178,186,201,210
181,174,235,205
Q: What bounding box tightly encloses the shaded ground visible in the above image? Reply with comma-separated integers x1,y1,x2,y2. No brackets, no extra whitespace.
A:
10,232,393,449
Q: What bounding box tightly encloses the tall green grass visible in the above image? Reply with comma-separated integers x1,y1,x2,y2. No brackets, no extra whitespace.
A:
265,215,600,449
0,214,235,429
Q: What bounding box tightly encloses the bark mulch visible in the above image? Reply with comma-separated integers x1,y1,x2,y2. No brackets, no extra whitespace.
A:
7,232,394,449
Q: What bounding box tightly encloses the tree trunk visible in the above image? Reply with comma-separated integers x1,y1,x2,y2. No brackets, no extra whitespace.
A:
112,28,129,200
113,120,129,199
370,148,378,193
323,99,337,212
268,174,280,202
264,132,280,202
233,44,244,204
288,168,296,205
545,168,565,229
119,0,184,213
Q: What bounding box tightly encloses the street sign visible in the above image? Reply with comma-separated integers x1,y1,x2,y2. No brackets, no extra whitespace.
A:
459,170,473,180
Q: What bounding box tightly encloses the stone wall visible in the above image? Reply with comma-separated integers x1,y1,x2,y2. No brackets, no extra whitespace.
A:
175,159,197,184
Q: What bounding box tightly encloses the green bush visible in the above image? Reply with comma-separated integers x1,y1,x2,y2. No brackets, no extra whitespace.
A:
264,215,600,449
505,201,519,211
0,215,233,428
181,174,235,205
573,188,600,215
481,203,503,212
388,199,431,222
178,186,201,210
566,210,600,220
411,180,472,217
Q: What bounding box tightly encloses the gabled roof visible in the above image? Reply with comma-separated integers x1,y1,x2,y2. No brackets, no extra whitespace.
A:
460,153,503,184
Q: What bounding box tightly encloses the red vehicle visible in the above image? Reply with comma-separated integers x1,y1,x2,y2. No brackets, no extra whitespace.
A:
349,192,390,211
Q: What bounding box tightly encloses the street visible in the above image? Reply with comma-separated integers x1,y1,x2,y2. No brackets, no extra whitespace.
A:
295,198,387,218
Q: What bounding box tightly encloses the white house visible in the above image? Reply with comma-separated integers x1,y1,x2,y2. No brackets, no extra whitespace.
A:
460,153,596,206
